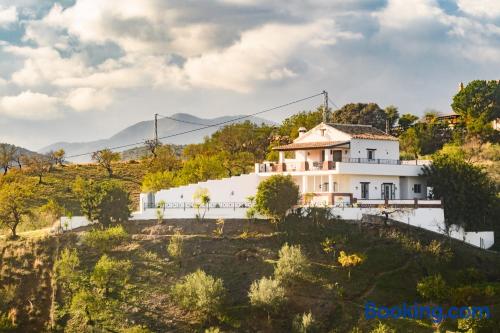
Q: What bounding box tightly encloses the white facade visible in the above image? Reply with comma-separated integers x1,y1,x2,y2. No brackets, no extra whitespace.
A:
132,122,494,249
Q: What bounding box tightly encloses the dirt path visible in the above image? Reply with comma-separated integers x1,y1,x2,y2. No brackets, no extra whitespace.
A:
354,257,414,301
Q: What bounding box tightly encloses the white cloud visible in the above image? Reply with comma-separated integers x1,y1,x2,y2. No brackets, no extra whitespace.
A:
183,20,352,92
5,46,87,87
0,91,61,119
457,0,500,18
373,0,443,29
0,5,17,28
65,87,113,112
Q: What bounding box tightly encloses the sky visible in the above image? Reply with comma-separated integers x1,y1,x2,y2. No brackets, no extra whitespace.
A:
0,0,499,150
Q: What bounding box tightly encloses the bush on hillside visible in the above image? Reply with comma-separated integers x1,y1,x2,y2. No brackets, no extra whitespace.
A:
82,225,129,252
254,175,299,223
370,322,395,333
248,276,285,317
274,243,310,283
167,231,183,266
292,311,317,333
90,254,132,296
416,274,449,303
171,269,225,321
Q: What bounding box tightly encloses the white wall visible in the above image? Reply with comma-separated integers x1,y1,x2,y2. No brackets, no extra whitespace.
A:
399,176,427,200
150,173,260,208
348,175,400,200
349,139,399,160
335,162,424,177
132,208,252,220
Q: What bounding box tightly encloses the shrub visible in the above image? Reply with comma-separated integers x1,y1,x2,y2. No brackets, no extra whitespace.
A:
122,326,152,333
54,248,80,297
141,171,176,192
204,327,221,333
338,251,364,280
167,231,183,266
82,225,129,252
248,277,285,317
254,175,299,223
292,311,317,333
171,269,225,321
416,274,449,303
274,243,310,283
90,254,132,296
370,321,395,333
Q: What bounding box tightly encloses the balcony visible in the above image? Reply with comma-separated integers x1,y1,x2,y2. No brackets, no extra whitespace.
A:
256,158,430,173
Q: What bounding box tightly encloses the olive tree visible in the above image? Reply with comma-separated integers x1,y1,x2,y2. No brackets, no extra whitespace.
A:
248,276,286,319
0,176,36,238
73,178,131,227
171,269,225,321
254,175,299,223
91,149,121,177
274,243,310,283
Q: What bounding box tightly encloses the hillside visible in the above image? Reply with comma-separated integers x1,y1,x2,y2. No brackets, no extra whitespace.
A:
39,113,274,163
1,217,499,332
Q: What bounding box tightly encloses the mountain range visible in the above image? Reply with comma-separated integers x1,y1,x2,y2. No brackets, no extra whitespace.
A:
39,113,274,162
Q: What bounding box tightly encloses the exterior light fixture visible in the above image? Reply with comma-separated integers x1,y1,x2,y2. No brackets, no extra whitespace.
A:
180,194,183,199
231,191,234,195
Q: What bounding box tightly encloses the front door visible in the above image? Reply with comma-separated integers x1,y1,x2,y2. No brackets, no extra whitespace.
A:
332,150,342,162
382,183,394,200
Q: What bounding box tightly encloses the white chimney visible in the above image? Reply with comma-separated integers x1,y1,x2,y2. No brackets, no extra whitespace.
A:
298,127,307,137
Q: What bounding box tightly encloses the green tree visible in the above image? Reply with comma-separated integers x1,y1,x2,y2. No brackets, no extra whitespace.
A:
421,154,498,230
66,289,122,332
254,175,299,223
22,153,52,183
399,127,421,159
0,144,17,175
0,175,36,238
50,148,66,166
97,182,131,227
278,107,324,139
141,171,177,192
331,103,387,131
176,154,228,185
171,269,225,321
416,274,449,303
54,248,81,301
148,144,182,173
274,243,310,283
248,276,286,318
384,105,399,128
91,149,121,177
398,113,419,130
452,80,500,140
73,178,131,227
90,254,132,296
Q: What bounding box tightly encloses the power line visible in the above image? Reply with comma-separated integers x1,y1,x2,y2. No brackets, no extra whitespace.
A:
328,97,340,110
64,92,324,159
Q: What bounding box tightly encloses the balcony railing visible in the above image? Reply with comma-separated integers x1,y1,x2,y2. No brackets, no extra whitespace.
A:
256,158,430,173
144,201,252,210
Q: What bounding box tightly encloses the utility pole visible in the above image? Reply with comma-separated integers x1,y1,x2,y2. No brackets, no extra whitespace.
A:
154,113,159,146
322,90,329,123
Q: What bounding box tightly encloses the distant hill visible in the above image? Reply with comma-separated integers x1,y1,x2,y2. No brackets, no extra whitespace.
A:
40,113,274,162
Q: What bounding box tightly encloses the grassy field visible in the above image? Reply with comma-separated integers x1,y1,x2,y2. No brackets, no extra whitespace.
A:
1,217,499,332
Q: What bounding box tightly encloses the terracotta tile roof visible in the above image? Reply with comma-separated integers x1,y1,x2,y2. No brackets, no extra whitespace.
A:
273,141,349,151
327,123,398,141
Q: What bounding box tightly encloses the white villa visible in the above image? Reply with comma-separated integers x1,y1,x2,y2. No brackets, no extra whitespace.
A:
258,123,430,206
129,122,494,249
